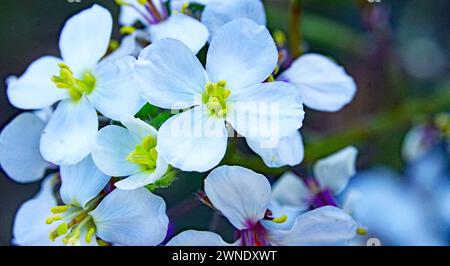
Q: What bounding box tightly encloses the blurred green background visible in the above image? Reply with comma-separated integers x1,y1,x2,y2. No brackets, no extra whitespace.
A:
0,0,449,245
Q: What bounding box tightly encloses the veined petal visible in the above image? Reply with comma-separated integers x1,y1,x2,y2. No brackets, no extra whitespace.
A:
59,155,111,207
267,206,357,246
119,0,148,26
204,165,271,230
13,175,59,246
167,230,232,246
314,146,358,195
246,131,304,168
134,38,207,109
40,97,98,165
115,155,169,190
90,188,169,246
89,56,145,121
0,113,51,183
271,172,310,211
227,82,304,139
92,125,142,177
202,0,266,41
7,56,68,109
121,114,157,140
279,53,357,112
206,19,277,93
157,106,227,172
149,13,209,54
59,4,113,75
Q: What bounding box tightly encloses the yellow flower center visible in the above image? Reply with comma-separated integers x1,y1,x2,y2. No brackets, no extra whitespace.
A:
202,80,231,118
126,135,158,172
51,63,96,101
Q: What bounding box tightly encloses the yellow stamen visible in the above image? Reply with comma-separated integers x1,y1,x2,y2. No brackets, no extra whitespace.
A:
51,205,72,214
46,216,62,224
120,26,137,35
357,226,368,235
272,215,288,224
202,80,231,118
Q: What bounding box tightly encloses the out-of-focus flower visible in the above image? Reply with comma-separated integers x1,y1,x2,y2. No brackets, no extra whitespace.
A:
117,0,208,54
6,5,144,166
167,165,357,246
271,146,358,211
14,156,169,246
134,19,304,172
92,114,169,190
278,54,357,112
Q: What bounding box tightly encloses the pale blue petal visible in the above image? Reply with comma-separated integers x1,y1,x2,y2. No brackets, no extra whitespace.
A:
0,113,50,183
121,114,157,140
279,53,356,112
267,206,357,246
7,56,68,109
206,19,277,93
40,97,98,166
271,172,310,211
59,4,112,75
134,38,207,109
88,56,145,121
167,230,232,246
90,188,168,246
149,13,209,54
205,165,271,230
92,125,142,177
60,155,111,207
202,0,266,41
313,146,358,194
246,131,304,168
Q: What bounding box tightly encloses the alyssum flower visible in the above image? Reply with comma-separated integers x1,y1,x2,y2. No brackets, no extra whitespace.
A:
92,114,169,190
117,0,208,54
6,4,144,166
134,19,304,172
14,156,169,246
167,165,357,246
272,146,358,211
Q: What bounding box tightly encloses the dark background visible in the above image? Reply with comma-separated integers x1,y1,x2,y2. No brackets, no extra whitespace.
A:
1,0,449,245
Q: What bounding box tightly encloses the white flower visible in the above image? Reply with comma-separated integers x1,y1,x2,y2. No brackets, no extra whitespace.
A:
272,146,358,211
201,0,266,41
167,165,357,246
134,19,304,172
92,114,169,190
15,155,169,246
0,112,52,183
117,0,208,54
279,53,357,112
6,5,145,166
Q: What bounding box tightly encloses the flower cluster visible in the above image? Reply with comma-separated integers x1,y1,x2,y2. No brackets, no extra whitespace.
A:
1,0,361,246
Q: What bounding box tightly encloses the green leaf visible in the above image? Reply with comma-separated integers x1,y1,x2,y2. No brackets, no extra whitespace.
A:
145,168,178,191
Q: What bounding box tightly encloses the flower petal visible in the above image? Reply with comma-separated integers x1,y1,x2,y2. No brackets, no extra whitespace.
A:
279,53,357,112
204,165,271,230
59,155,110,207
59,4,113,75
206,19,277,93
134,38,207,109
12,175,59,246
246,131,304,168
90,188,169,246
227,81,304,139
121,114,157,140
149,13,209,54
92,125,142,177
114,156,169,190
313,146,358,194
157,106,228,172
202,0,266,41
6,56,68,109
267,206,357,246
88,56,145,120
40,97,98,165
0,113,51,183
167,230,231,246
119,0,148,26
271,172,310,211
103,33,141,62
